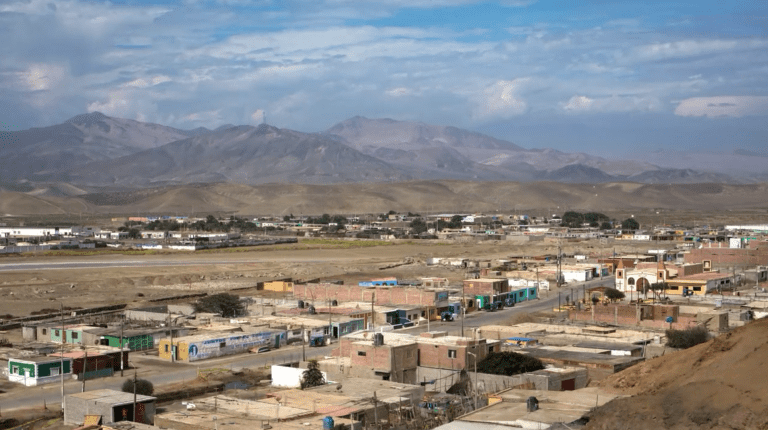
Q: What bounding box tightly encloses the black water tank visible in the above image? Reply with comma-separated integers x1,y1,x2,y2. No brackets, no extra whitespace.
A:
526,396,539,412
373,333,384,346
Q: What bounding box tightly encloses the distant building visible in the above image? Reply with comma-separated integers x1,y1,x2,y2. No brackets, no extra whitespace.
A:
64,389,156,425
7,355,72,386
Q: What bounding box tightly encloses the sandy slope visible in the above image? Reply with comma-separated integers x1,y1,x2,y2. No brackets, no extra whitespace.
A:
586,317,768,429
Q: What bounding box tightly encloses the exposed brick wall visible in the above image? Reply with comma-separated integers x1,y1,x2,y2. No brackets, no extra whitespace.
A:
686,247,768,267
294,283,441,306
462,279,509,296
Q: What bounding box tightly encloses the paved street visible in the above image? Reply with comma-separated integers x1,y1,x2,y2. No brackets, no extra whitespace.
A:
0,276,613,411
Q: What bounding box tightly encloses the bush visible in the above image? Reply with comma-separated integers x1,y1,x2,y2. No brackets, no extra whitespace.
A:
666,326,709,349
194,293,244,317
475,352,545,376
122,378,154,396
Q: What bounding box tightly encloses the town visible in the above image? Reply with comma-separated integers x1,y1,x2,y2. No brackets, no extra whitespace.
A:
1,210,767,430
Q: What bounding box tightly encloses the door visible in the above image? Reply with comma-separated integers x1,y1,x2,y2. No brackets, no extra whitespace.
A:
561,378,576,391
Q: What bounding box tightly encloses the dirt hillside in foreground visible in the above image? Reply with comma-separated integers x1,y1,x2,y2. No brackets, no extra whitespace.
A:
586,318,768,430
4,180,768,215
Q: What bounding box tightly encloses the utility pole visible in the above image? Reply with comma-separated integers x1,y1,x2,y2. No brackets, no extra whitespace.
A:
120,316,124,377
461,281,465,337
328,298,333,343
133,367,137,422
301,325,306,361
371,293,375,333
60,303,65,411
372,391,378,428
81,347,87,392
168,312,174,363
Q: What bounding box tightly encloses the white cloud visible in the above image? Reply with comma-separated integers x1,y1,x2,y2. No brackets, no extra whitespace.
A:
674,96,768,118
125,75,172,88
251,109,266,123
182,110,222,123
386,87,412,97
473,78,529,120
561,94,661,113
21,64,67,91
627,39,768,62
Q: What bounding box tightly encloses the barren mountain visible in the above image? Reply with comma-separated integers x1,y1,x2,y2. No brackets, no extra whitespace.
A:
65,124,409,186
0,112,197,181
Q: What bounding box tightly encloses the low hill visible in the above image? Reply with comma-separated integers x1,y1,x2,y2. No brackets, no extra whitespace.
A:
10,180,763,216
587,318,768,429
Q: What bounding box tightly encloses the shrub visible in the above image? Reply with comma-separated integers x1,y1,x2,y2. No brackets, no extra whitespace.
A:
666,326,710,349
194,293,244,317
475,352,545,376
122,378,154,396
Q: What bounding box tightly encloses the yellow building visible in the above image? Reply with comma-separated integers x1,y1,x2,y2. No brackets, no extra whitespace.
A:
263,281,293,293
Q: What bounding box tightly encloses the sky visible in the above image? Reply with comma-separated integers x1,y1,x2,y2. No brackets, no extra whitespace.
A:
0,0,767,155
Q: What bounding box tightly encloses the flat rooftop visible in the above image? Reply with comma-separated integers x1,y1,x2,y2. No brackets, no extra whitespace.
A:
67,389,155,405
155,409,357,430
439,387,623,430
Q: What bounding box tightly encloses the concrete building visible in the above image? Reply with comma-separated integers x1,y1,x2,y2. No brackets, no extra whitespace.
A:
263,280,294,293
50,347,129,380
7,355,72,386
158,330,281,362
332,331,419,384
415,332,495,371
666,272,736,296
64,389,156,425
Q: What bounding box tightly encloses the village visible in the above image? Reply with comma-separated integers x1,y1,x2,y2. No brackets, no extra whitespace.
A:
1,211,768,430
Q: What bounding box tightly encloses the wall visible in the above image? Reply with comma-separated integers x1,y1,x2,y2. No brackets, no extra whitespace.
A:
160,331,276,362
415,367,588,393
64,395,155,425
568,304,697,330
270,365,330,388
293,284,445,307
462,280,508,296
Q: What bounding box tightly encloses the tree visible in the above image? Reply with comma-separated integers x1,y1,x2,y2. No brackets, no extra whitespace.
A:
475,351,545,376
599,221,612,230
193,293,244,317
283,215,291,222
409,218,428,234
621,218,640,231
122,378,154,396
301,359,325,389
604,287,625,302
127,228,141,239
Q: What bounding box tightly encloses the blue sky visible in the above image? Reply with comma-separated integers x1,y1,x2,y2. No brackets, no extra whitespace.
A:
1,0,766,155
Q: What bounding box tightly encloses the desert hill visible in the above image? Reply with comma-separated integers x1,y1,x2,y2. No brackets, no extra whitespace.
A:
3,180,768,216
586,318,768,429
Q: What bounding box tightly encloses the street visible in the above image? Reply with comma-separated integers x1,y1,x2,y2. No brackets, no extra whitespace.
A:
0,276,613,411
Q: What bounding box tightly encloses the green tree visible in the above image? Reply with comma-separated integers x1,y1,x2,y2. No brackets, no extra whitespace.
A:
193,293,244,317
127,228,141,239
475,352,545,376
604,287,625,302
122,378,154,396
409,218,428,234
283,215,291,222
621,218,640,231
666,326,709,349
301,359,326,389
599,221,612,230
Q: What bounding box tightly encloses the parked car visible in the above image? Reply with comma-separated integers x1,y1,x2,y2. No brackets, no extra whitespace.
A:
256,346,271,353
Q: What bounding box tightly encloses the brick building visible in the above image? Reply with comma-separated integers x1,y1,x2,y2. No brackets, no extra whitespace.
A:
415,331,496,371
293,283,449,308
462,278,509,296
332,332,418,384
685,243,768,269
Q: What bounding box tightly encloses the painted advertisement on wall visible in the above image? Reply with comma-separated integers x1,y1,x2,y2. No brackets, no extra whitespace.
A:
187,332,274,361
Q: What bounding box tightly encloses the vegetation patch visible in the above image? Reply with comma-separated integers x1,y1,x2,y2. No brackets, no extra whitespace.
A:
476,351,545,376
666,326,710,349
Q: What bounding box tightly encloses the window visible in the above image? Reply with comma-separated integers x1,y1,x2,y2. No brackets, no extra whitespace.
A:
669,286,679,291
164,345,169,352
448,349,457,358
693,287,701,292
12,366,19,375
219,342,226,348
358,351,367,356
55,330,60,336
42,329,47,335
628,277,635,285
72,332,78,340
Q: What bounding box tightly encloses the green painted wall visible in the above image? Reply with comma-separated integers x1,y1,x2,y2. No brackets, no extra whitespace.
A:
105,334,154,351
38,360,71,377
9,360,36,377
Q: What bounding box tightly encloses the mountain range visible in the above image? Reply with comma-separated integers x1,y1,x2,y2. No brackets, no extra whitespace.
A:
0,113,745,190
